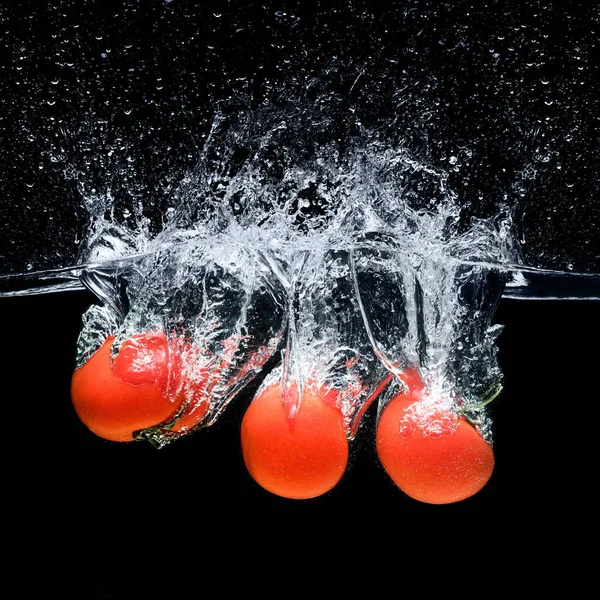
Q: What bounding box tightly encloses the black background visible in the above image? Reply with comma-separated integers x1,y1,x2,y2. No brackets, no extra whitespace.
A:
2,1,600,597
4,287,600,596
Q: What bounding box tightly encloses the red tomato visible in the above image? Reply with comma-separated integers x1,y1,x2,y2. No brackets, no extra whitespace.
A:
167,387,210,434
167,353,221,435
71,332,186,442
240,381,348,499
166,339,247,435
376,370,494,504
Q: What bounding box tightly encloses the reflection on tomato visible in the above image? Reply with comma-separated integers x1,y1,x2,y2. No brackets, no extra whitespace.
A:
167,348,219,435
240,381,348,500
376,368,495,504
71,332,186,442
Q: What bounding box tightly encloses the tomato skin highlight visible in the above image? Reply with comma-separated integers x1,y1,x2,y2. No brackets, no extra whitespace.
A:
376,380,495,505
71,333,186,442
240,382,349,500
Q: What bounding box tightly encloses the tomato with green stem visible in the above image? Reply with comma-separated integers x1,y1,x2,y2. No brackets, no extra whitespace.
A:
376,368,495,504
71,331,187,442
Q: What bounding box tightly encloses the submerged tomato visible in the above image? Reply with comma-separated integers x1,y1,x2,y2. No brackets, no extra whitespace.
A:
167,339,246,435
167,353,220,435
240,381,348,500
71,332,186,442
376,370,494,504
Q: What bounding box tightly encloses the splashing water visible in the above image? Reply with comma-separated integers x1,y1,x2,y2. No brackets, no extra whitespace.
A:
59,105,515,444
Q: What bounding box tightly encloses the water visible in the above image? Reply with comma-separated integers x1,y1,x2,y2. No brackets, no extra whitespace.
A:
1,2,599,452
2,113,597,449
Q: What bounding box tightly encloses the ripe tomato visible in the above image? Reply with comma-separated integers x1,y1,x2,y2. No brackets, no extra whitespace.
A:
240,381,348,499
71,331,186,442
166,349,224,435
166,336,262,436
376,370,494,504
167,386,210,435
